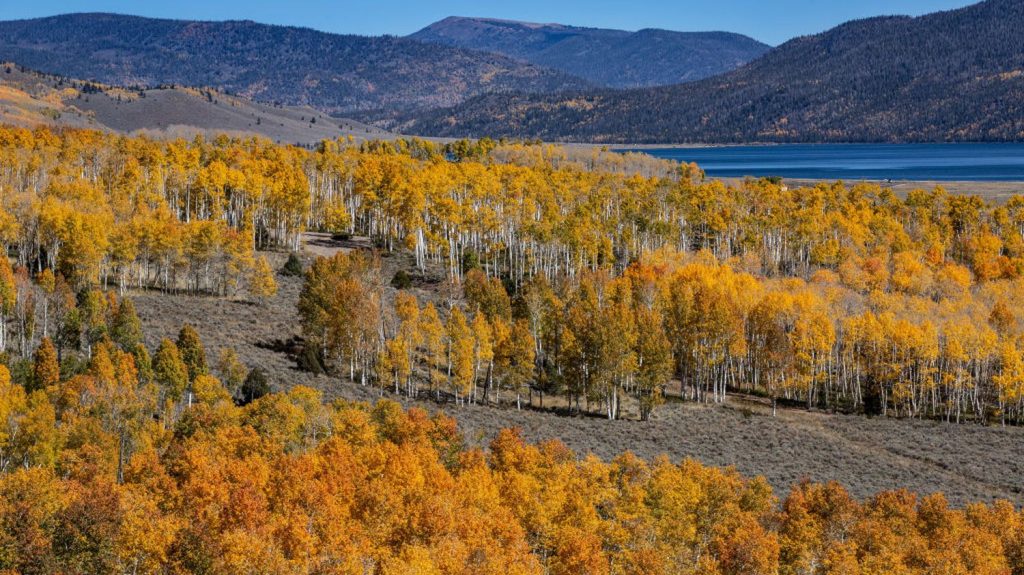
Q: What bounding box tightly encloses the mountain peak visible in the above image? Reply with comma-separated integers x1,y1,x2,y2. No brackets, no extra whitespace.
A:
434,16,568,30
401,0,1024,143
410,16,769,88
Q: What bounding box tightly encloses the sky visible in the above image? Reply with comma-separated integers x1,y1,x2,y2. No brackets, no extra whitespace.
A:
4,0,978,46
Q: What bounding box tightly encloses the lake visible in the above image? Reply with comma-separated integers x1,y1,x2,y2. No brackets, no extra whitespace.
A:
625,143,1024,182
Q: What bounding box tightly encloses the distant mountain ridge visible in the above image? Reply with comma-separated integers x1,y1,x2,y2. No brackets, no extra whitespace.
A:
400,0,1024,143
409,16,770,88
0,13,589,115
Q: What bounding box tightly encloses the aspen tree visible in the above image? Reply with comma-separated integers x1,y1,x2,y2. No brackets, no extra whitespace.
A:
176,325,207,382
248,255,278,303
446,308,475,405
31,337,60,393
418,303,447,400
0,256,14,352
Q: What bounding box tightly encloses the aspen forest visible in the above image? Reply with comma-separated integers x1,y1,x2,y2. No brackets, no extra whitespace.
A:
4,126,1024,573
3,127,1023,423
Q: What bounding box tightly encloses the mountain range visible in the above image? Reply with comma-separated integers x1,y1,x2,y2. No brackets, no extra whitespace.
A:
0,13,587,115
401,0,1024,142
408,17,769,88
0,12,766,120
1,2,1022,144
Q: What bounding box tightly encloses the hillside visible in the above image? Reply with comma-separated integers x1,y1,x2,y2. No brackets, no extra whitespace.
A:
0,65,96,129
409,16,769,88
400,0,1024,143
0,13,588,115
0,63,394,144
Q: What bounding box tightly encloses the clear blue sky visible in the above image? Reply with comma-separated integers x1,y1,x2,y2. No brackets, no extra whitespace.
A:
4,0,978,45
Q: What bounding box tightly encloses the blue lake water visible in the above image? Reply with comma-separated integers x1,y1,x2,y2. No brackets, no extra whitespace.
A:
625,143,1024,182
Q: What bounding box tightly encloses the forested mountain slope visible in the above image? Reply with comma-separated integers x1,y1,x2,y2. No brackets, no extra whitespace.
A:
0,13,589,115
400,0,1024,143
409,16,769,88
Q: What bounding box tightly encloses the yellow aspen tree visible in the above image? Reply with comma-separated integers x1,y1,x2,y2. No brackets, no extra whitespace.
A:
0,364,28,472
34,269,55,339
471,313,493,405
418,303,447,400
446,308,475,405
176,324,208,382
248,255,278,304
0,256,15,352
499,320,536,410
216,348,248,397
153,339,189,407
31,337,60,393
380,337,411,397
634,306,672,421
394,292,421,396
993,341,1024,425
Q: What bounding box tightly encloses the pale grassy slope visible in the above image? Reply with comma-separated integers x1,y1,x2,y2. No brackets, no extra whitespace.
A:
0,63,394,144
0,74,96,128
76,88,393,145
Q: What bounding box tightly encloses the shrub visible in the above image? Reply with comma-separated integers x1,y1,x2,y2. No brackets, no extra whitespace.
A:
238,367,271,405
461,249,480,272
391,270,413,290
281,252,304,277
297,344,325,375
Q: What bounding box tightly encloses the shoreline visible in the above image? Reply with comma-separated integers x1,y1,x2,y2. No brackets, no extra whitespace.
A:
775,178,1023,201
603,141,1024,150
